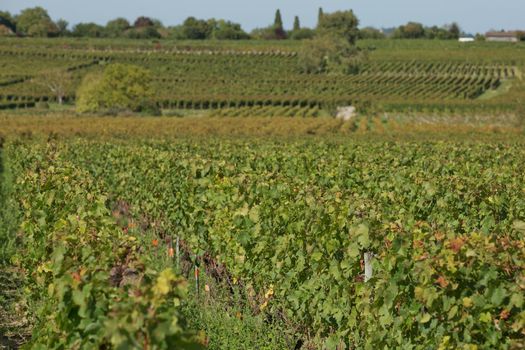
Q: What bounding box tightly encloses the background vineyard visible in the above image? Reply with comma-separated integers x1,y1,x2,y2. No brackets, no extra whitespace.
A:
0,38,523,114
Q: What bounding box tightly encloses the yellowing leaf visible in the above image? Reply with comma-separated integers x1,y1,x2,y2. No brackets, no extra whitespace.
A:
154,269,176,297
420,313,431,323
462,297,473,308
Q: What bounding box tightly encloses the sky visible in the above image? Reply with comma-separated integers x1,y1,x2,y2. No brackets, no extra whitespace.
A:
2,0,523,34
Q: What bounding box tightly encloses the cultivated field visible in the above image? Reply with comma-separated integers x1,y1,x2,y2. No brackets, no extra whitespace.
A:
1,38,525,350
0,38,524,114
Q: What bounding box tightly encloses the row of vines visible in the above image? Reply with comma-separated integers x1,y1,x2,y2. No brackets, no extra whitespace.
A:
6,138,523,349
0,41,521,113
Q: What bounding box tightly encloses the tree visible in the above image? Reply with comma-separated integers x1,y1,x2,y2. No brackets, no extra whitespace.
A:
0,11,16,33
298,35,366,74
106,18,130,37
448,22,461,39
318,7,324,26
76,64,157,114
72,22,105,38
359,27,385,39
181,17,212,39
393,22,426,39
290,28,315,40
317,10,360,45
16,7,58,37
31,69,73,105
274,9,283,29
56,19,69,36
134,16,154,28
273,9,286,39
125,27,161,39
293,16,301,32
211,20,250,40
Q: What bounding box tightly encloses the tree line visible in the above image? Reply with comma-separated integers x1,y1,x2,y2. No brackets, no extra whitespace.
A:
0,6,484,41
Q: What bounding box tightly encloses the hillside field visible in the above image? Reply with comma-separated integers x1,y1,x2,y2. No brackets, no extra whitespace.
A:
0,38,524,115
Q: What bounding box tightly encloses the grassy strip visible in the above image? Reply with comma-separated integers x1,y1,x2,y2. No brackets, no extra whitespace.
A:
0,143,32,349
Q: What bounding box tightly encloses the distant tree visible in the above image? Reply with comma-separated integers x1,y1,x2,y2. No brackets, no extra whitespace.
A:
16,7,59,37
106,18,130,37
274,9,283,30
475,33,486,41
56,19,69,36
250,26,277,40
76,64,157,114
299,34,366,74
293,16,301,32
273,9,287,39
317,10,360,45
72,22,106,38
424,25,447,39
126,26,161,39
290,28,316,40
211,20,250,40
393,22,425,39
31,69,73,105
167,25,185,39
318,7,324,26
517,31,525,41
182,17,212,39
134,16,154,28
0,11,16,33
359,27,385,39
448,22,461,39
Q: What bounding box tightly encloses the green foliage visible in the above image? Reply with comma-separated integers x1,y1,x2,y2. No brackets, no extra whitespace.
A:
290,28,316,40
211,20,250,40
0,11,16,34
4,141,203,349
359,27,385,39
15,7,58,37
274,9,284,30
393,22,426,39
317,10,360,45
105,18,130,38
125,26,161,39
182,17,213,40
299,35,367,74
55,19,69,36
53,138,525,349
76,64,157,114
133,16,155,28
72,22,106,38
393,22,461,40
293,16,300,32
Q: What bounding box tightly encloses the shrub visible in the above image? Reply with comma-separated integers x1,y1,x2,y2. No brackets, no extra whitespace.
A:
298,35,367,74
76,64,158,114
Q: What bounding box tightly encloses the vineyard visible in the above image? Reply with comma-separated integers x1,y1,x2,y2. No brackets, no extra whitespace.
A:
0,38,524,114
1,36,525,349
1,122,524,348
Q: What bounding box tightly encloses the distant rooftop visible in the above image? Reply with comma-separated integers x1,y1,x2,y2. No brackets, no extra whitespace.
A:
485,31,518,37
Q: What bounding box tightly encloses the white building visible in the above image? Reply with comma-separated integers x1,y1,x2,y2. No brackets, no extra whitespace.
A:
485,32,519,43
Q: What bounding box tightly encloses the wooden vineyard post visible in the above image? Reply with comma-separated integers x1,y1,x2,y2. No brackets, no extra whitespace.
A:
364,252,373,282
194,256,200,297
176,236,180,271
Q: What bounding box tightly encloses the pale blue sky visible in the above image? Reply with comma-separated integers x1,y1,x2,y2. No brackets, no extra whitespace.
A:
2,0,523,34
